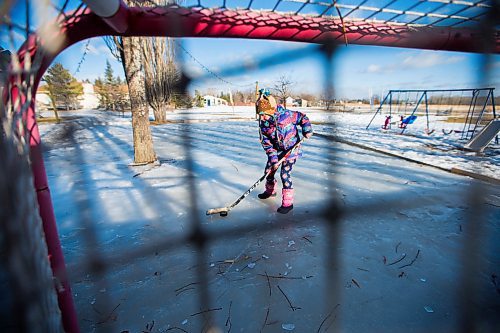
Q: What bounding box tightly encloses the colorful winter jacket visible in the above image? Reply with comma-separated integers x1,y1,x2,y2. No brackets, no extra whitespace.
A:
259,106,313,164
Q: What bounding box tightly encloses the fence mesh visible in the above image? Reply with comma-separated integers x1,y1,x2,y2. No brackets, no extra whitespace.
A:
1,7,64,331
1,1,499,332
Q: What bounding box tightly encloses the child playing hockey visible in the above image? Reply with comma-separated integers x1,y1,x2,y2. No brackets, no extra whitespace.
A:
255,88,313,214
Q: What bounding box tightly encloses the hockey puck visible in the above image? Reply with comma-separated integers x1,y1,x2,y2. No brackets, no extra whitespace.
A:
220,211,228,217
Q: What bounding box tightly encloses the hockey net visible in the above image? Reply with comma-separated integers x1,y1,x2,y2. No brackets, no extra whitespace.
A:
0,4,65,332
0,1,499,332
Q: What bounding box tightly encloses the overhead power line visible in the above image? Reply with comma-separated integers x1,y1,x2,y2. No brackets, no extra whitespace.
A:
175,40,254,89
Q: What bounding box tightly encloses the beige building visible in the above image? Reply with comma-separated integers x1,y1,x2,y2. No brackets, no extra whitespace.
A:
35,82,99,110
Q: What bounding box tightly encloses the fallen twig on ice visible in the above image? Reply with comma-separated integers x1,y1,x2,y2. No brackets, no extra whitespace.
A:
277,285,301,311
398,250,420,269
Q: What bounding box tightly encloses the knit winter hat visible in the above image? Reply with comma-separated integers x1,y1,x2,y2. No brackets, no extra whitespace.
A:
259,88,271,97
256,95,277,116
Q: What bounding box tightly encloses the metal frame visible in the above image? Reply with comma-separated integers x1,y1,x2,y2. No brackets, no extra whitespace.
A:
366,88,497,137
2,1,499,332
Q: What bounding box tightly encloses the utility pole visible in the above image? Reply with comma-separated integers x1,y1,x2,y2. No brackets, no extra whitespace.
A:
228,88,234,114
255,81,259,120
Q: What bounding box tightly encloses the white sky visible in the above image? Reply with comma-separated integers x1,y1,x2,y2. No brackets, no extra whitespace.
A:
51,37,500,100
2,1,499,100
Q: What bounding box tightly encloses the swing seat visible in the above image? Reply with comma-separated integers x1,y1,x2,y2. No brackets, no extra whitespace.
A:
402,115,417,124
381,116,391,129
442,129,453,135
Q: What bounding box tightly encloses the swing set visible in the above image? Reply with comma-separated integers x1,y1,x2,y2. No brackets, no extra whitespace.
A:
366,88,497,143
379,91,419,131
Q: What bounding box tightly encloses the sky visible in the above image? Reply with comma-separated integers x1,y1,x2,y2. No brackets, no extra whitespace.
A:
1,0,499,100
45,37,500,100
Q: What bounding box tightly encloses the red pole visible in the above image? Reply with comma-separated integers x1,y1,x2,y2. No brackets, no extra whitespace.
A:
9,2,497,331
27,100,80,333
11,8,122,331
16,5,128,331
10,35,82,332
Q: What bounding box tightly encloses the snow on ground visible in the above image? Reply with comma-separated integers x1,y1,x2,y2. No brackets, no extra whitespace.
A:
38,107,499,332
312,109,499,182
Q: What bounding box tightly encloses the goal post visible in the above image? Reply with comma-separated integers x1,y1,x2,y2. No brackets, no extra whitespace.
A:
2,1,499,332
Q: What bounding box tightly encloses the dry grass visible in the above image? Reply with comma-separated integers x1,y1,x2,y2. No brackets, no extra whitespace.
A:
36,117,60,124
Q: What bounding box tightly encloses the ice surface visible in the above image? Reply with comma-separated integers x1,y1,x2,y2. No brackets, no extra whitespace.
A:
282,323,295,330
37,107,500,332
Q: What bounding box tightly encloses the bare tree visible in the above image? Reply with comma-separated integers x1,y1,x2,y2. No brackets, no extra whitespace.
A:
113,36,157,164
141,37,179,123
320,93,337,111
121,35,157,164
104,0,186,164
103,2,157,164
103,36,124,63
273,75,294,108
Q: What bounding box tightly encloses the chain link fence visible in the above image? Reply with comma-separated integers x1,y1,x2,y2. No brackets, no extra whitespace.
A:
1,1,499,332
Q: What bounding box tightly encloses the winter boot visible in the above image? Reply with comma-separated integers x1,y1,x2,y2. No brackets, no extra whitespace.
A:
277,188,294,214
258,179,277,199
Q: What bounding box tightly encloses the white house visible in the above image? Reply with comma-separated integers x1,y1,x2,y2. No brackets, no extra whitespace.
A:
284,96,308,107
203,95,228,107
295,98,308,107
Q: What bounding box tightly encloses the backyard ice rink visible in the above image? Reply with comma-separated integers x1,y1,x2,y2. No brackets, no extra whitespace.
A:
38,106,500,332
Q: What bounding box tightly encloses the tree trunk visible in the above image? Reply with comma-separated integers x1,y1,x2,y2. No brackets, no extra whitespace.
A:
141,36,179,121
48,96,60,123
53,109,60,123
152,103,168,123
122,36,156,164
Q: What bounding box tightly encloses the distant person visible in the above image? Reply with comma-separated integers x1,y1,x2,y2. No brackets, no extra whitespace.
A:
255,88,313,214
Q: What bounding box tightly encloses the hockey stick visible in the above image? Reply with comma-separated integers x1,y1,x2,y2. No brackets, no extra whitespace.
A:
207,137,305,216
